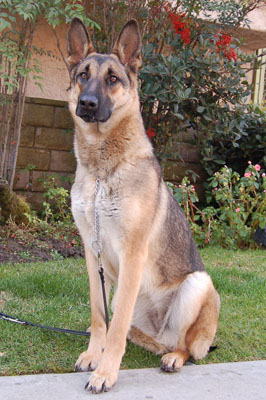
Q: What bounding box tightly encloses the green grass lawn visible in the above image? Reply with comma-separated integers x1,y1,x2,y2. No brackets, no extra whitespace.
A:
0,247,265,376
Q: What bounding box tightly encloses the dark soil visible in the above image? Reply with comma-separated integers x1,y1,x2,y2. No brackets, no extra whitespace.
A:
0,226,84,264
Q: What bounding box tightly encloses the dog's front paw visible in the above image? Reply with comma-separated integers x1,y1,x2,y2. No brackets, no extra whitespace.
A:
84,370,118,394
74,350,101,372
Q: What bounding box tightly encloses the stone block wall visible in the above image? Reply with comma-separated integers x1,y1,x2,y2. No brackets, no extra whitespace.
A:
14,97,76,210
15,97,205,210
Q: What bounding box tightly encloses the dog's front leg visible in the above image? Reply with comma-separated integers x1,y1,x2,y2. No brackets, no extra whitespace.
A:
75,245,110,372
85,250,146,393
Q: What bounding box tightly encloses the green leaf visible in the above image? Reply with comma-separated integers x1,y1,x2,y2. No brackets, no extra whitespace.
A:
175,113,184,120
196,106,205,113
0,19,11,31
184,87,192,97
203,115,213,121
214,159,226,165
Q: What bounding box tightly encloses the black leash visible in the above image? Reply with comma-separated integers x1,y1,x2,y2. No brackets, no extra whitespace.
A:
97,254,109,330
0,311,91,336
0,263,109,336
0,260,109,336
0,178,112,337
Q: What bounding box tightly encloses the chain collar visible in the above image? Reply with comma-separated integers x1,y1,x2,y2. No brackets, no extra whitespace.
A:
91,176,109,330
92,176,102,255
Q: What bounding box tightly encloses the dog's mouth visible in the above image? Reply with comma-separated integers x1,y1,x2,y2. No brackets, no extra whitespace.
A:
78,114,111,123
76,107,111,124
78,113,97,123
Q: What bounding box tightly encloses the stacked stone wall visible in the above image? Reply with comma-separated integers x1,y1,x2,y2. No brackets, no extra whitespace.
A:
14,97,75,210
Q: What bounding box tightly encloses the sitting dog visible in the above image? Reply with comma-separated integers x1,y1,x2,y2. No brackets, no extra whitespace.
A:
67,18,220,394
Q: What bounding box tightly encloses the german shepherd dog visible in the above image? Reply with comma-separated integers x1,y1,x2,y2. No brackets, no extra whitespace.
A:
67,18,220,394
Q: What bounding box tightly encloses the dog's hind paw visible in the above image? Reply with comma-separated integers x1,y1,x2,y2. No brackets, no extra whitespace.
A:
160,350,189,373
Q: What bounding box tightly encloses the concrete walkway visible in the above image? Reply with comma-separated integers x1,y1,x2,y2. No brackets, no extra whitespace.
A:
1,361,266,400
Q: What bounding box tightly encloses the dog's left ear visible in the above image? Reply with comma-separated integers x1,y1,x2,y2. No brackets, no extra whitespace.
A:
67,18,95,67
112,20,142,72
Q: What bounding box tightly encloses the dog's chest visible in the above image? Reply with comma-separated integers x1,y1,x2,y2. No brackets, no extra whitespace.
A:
71,178,122,254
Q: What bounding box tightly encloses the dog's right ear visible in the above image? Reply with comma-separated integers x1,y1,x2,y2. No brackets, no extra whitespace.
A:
67,18,94,67
112,20,142,72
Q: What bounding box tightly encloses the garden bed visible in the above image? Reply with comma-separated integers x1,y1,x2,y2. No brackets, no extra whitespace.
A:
0,225,84,264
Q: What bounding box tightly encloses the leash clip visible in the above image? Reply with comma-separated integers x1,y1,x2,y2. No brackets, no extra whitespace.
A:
92,240,102,254
0,314,26,325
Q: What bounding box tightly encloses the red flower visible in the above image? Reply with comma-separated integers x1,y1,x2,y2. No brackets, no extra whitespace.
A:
146,128,156,138
168,13,191,44
164,3,191,45
216,33,232,47
225,48,237,61
215,33,237,61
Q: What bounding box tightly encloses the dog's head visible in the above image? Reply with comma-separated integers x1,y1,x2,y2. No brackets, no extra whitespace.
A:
67,18,142,124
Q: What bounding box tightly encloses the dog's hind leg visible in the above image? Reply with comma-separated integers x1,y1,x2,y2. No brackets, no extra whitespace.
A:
128,326,169,355
185,281,220,361
160,271,220,372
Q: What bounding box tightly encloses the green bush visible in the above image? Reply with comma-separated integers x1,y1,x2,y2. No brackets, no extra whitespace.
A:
138,1,262,172
201,105,266,176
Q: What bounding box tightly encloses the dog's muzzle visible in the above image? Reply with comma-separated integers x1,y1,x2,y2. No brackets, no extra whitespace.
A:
76,94,111,123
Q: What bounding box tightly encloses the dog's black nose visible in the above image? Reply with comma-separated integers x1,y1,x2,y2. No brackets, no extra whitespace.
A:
79,94,98,111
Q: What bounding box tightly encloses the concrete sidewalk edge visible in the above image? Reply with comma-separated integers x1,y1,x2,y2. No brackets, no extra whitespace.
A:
1,360,266,400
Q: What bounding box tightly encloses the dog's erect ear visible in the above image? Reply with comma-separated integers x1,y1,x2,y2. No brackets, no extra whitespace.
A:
112,20,142,71
67,18,94,66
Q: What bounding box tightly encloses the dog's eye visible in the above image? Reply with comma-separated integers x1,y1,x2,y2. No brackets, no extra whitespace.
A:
80,72,87,80
108,75,118,84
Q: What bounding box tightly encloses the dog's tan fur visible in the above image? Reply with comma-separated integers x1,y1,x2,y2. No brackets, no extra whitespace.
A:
67,18,220,394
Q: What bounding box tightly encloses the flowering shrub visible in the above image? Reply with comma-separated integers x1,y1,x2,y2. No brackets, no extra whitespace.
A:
139,0,260,172
168,177,199,223
51,0,265,177
206,163,266,248
171,163,266,249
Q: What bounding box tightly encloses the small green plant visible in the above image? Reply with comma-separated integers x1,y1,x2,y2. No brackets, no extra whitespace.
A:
168,179,216,246
24,210,49,232
19,250,31,260
169,177,199,224
171,163,266,248
41,175,72,223
207,163,266,248
50,249,64,261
